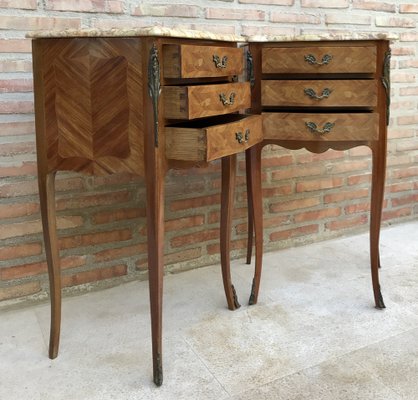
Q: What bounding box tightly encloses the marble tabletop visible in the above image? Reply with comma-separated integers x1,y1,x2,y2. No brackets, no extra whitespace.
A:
27,25,398,42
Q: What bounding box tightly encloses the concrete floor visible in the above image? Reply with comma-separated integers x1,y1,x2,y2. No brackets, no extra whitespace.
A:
1,221,418,400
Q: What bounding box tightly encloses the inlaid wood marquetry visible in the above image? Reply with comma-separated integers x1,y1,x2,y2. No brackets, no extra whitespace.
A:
39,38,144,176
262,45,377,74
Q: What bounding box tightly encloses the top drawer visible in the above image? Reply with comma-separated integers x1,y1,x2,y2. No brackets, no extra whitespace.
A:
163,44,244,79
262,46,377,74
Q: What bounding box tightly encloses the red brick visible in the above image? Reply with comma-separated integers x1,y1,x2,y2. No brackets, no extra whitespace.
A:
344,202,371,214
296,177,344,192
133,4,200,17
165,247,202,266
0,79,33,93
206,8,265,21
165,215,205,232
392,72,416,83
391,46,415,56
0,15,81,30
62,264,127,288
324,188,369,203
1,256,86,280
325,14,371,25
0,220,41,240
325,215,368,231
0,39,31,53
390,101,417,111
0,161,37,177
271,12,320,24
301,0,349,8
270,224,319,241
262,154,293,168
400,4,418,13
59,229,132,250
47,0,123,13
262,185,294,197
0,202,39,219
91,18,149,30
92,208,145,224
56,190,131,210
95,243,147,262
382,207,412,221
352,0,396,12
397,140,418,152
399,59,418,68
170,228,219,248
0,282,41,301
270,197,321,212
400,32,418,41
348,174,371,185
272,165,324,180
206,238,247,255
391,166,418,179
294,207,341,222
0,179,37,198
388,182,413,193
0,141,35,156
399,86,418,96
239,0,294,4
264,215,292,228
376,16,416,27
241,25,295,36
0,100,33,114
0,120,34,136
0,242,42,261
170,193,220,211
0,0,37,9
391,194,418,207
328,161,370,174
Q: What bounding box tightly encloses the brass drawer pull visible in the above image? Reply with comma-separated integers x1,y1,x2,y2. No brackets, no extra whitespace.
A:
213,54,228,69
235,129,250,144
305,121,335,135
304,87,332,100
304,54,333,66
219,92,235,106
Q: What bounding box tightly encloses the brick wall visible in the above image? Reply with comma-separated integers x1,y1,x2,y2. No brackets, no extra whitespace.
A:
0,0,417,307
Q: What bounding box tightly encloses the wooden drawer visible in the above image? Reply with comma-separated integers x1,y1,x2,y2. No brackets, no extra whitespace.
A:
163,44,244,78
165,114,262,162
263,112,379,141
164,82,250,120
262,80,377,107
262,46,377,74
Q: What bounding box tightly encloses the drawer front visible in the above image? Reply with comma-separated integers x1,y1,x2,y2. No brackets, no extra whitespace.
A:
165,115,262,162
263,112,379,141
164,82,251,120
262,80,377,107
163,44,244,78
262,46,377,74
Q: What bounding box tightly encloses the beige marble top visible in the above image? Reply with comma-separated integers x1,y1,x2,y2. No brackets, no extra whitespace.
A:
246,31,398,42
27,26,246,42
27,25,398,43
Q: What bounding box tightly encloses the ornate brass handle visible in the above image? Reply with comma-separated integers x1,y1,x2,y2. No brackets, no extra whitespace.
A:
304,54,333,66
213,55,228,69
305,121,335,135
235,129,250,144
219,92,235,106
304,87,333,100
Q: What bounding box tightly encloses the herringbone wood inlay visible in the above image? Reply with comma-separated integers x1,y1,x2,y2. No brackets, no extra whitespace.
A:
40,38,144,176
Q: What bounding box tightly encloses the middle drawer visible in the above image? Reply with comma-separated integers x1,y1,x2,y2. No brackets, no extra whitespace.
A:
262,80,377,108
164,82,250,120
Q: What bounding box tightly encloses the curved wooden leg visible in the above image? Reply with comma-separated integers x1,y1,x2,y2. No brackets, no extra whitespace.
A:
245,149,254,265
38,171,61,359
247,145,263,305
221,154,240,310
145,167,165,386
370,145,386,309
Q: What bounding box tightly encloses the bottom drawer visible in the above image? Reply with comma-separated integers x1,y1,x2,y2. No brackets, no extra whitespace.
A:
263,113,379,141
165,114,262,162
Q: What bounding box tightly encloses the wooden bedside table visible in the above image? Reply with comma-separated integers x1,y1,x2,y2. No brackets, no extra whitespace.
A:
246,36,392,310
30,27,263,386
